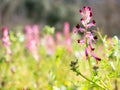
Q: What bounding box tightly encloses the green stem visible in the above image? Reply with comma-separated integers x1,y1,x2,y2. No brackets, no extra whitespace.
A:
88,56,93,75
75,69,107,90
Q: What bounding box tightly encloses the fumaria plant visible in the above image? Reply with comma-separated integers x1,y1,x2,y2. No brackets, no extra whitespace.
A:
70,6,120,90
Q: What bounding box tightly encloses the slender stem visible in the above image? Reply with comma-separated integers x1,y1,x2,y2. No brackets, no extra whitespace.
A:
75,69,107,90
88,56,93,75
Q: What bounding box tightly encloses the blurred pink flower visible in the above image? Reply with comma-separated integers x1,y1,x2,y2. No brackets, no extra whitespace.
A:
25,25,33,49
25,25,39,61
2,26,12,55
63,22,72,53
64,22,70,38
32,24,40,46
44,35,55,55
56,32,63,45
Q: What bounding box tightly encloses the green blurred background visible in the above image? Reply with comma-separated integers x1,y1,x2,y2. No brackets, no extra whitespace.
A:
0,0,120,36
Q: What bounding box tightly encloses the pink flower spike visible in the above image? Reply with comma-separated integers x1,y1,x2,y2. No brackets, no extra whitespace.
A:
64,22,70,38
2,26,12,55
32,24,40,46
25,25,32,34
32,25,39,35
56,32,63,45
91,52,101,61
2,26,9,37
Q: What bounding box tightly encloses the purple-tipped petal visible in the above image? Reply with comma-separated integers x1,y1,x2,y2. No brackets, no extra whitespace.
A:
92,20,96,24
90,12,92,17
87,21,95,28
83,6,87,10
94,36,98,40
79,27,85,32
76,24,80,29
77,39,85,44
79,9,82,13
81,18,86,26
88,6,92,11
89,41,95,51
91,52,101,61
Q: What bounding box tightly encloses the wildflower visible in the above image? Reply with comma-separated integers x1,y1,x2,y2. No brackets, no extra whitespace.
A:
79,6,93,27
32,24,40,46
2,26,12,55
64,22,70,38
75,6,101,62
44,35,55,55
56,32,63,45
24,25,39,61
64,22,72,53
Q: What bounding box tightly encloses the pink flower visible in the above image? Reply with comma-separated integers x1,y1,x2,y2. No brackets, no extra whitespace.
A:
77,39,85,44
74,6,101,63
88,40,95,51
64,22,72,53
76,6,95,33
56,32,63,45
75,24,85,32
24,25,39,61
2,26,12,55
64,22,70,38
91,52,101,61
44,35,55,55
25,25,33,49
32,24,40,46
87,20,96,28
79,6,93,28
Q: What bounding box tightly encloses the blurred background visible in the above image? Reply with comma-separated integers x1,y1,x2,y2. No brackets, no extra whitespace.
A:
0,0,120,37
